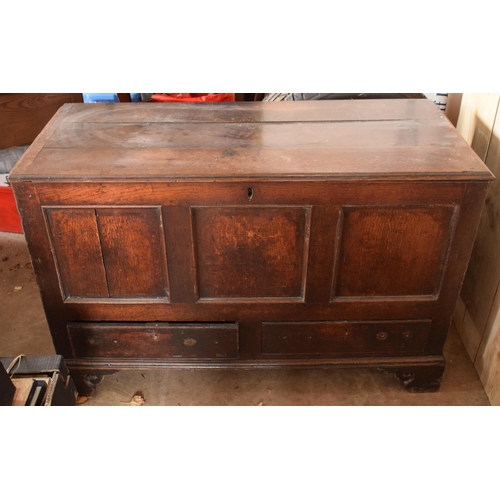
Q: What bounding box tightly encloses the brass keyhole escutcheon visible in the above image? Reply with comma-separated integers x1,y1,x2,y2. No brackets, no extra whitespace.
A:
247,187,254,200
183,338,197,347
402,330,413,340
376,332,388,341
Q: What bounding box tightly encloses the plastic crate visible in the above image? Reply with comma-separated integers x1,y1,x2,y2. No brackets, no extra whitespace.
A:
83,93,120,103
151,93,234,102
83,93,142,103
0,185,22,234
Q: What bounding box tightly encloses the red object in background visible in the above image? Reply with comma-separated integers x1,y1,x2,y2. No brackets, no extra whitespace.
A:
0,186,23,234
151,93,235,103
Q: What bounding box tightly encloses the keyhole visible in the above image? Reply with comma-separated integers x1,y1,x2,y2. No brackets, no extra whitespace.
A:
247,187,253,200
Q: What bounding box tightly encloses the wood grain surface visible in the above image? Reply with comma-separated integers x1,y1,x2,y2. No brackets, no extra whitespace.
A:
261,320,431,356
192,206,309,300
9,100,492,181
0,93,83,149
9,99,494,394
68,322,239,359
334,206,456,297
45,208,108,298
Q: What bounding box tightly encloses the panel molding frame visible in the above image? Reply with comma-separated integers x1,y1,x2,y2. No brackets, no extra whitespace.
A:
42,204,170,302
190,204,312,302
43,206,108,300
330,203,460,302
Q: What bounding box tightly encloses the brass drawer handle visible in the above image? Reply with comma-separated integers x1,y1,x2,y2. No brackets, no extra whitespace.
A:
376,332,388,341
183,338,197,347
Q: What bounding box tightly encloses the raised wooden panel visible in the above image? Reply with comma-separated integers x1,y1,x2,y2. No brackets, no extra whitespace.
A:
262,320,431,356
334,206,456,298
192,206,310,300
304,205,340,303
96,208,169,298
45,206,169,300
68,322,239,359
45,208,108,298
162,206,197,303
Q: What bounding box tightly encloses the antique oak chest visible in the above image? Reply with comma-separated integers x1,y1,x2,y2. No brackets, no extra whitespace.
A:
9,99,494,394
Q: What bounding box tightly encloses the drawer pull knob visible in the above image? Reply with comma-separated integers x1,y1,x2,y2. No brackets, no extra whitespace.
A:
376,332,388,341
183,338,197,347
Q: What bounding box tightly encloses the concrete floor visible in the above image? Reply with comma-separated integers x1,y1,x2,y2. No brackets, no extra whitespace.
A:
0,231,490,405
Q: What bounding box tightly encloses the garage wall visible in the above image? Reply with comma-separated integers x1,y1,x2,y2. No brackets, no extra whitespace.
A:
0,93,83,149
454,93,500,405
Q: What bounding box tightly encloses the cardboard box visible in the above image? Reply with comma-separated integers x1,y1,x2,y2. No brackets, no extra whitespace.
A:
0,362,16,405
0,355,77,406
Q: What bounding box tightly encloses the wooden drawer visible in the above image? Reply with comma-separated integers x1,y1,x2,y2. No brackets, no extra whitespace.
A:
262,320,431,356
68,322,239,359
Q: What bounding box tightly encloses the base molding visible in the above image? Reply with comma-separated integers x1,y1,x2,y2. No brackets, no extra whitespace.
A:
67,356,446,395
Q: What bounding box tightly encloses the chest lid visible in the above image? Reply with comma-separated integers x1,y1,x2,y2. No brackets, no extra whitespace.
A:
9,99,493,182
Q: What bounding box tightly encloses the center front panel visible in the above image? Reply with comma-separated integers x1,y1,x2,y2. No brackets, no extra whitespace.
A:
191,206,311,301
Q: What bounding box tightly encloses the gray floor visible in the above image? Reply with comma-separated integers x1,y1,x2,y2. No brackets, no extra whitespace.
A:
0,231,490,405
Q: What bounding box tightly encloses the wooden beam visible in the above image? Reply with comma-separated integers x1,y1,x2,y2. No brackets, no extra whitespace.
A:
445,93,463,127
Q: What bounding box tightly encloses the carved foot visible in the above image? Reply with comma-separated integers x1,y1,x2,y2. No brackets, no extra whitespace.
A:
380,364,445,392
70,371,105,396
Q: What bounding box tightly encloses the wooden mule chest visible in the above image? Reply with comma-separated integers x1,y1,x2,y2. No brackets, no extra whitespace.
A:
9,99,494,394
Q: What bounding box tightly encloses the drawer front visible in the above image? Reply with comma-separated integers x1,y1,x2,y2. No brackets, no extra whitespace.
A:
68,322,239,359
262,320,430,356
